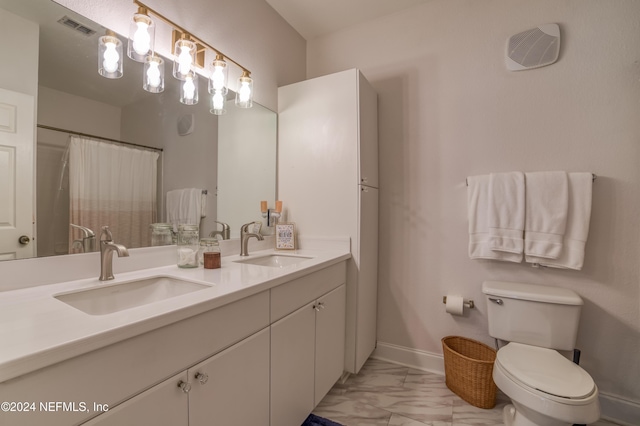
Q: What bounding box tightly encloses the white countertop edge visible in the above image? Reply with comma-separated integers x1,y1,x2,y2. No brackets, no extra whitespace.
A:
0,245,351,383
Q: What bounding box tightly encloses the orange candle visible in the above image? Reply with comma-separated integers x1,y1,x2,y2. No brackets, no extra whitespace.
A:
260,200,268,213
275,200,283,213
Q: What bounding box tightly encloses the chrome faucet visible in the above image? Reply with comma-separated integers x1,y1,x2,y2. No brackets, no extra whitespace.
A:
209,221,231,240
240,222,264,256
70,223,96,253
99,226,129,281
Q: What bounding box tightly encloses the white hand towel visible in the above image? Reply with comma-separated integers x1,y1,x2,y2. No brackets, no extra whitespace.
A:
527,173,593,269
166,188,203,232
488,172,525,254
524,172,568,259
467,174,522,263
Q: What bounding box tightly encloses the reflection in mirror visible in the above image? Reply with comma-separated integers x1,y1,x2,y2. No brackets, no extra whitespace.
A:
0,0,276,261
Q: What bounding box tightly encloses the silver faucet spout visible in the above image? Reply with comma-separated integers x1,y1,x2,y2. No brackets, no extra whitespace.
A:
99,226,129,281
240,222,264,256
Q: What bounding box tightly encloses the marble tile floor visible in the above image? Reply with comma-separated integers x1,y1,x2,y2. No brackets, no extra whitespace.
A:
312,358,620,426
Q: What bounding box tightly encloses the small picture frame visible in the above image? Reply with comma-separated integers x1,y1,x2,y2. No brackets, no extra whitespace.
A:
275,223,296,250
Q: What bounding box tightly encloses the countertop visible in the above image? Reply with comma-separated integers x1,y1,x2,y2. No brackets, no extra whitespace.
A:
0,246,350,383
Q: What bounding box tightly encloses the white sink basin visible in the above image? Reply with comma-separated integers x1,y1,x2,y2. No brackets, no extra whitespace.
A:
234,254,312,268
55,277,210,315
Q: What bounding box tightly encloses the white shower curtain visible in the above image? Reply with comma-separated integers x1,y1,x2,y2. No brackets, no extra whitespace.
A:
69,136,159,250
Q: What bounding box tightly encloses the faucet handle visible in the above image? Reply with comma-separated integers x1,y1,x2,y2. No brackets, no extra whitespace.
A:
100,226,114,242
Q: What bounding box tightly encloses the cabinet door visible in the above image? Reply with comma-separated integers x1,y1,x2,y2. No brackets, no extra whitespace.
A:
81,372,188,426
315,284,346,405
271,301,316,426
189,328,270,426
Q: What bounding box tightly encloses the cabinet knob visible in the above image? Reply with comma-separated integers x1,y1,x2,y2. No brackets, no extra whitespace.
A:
361,177,368,184
317,302,325,310
178,380,191,393
195,372,209,385
313,302,326,312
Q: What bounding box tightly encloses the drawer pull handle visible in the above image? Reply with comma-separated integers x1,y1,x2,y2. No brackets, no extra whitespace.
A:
178,380,191,393
195,372,209,385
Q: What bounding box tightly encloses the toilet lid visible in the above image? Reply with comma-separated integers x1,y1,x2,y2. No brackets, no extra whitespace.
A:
496,343,595,399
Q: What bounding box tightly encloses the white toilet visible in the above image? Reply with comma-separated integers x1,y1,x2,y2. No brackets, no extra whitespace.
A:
482,281,600,426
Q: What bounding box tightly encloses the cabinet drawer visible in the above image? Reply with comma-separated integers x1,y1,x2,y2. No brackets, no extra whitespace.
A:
270,262,346,322
0,290,269,426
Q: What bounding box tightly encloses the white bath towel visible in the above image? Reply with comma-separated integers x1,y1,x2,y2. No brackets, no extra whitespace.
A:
526,173,593,269
467,174,523,263
524,172,568,259
166,188,203,232
488,172,525,254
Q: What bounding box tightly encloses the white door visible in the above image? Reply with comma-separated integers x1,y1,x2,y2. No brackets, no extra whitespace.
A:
271,301,316,426
189,328,270,426
0,87,35,260
315,284,346,406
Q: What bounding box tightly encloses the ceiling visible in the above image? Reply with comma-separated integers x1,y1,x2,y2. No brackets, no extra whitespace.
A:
265,0,432,40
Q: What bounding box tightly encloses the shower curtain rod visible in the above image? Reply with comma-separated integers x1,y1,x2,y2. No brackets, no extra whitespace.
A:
37,124,164,153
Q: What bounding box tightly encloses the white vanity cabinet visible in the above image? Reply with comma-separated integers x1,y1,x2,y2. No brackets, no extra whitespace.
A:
85,328,270,426
0,291,270,426
270,263,347,426
0,258,348,426
81,371,189,426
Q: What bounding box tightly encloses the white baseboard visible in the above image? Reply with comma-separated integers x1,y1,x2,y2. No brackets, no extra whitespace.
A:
598,392,640,426
371,341,445,375
371,341,639,425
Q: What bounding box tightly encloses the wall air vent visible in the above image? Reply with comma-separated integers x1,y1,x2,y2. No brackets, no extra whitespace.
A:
57,16,96,36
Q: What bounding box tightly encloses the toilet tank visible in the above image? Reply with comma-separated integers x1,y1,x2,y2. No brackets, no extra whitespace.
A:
482,281,584,351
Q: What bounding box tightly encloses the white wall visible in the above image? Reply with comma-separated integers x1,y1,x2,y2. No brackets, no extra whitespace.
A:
0,9,38,97
307,0,640,420
54,0,306,111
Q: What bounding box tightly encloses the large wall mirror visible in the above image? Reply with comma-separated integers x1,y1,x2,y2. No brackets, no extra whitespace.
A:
0,0,276,261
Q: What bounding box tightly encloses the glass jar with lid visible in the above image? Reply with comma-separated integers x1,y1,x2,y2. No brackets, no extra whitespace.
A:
150,223,174,246
199,237,221,267
177,224,199,268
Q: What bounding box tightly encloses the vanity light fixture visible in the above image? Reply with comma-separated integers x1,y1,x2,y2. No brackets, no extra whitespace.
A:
98,30,123,79
210,90,226,115
143,54,164,93
127,6,155,62
209,54,228,95
98,0,255,112
179,70,199,105
236,71,254,108
173,35,197,81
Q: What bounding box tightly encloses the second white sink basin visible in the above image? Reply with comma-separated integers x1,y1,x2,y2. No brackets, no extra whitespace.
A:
234,254,312,268
55,277,210,316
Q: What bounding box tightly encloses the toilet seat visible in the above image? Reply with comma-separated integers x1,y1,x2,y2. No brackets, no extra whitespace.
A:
496,342,596,400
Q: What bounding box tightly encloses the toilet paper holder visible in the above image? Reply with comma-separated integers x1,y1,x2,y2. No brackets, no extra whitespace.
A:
442,296,475,309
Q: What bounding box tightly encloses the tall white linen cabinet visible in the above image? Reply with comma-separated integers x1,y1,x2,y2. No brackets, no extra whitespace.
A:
278,69,379,374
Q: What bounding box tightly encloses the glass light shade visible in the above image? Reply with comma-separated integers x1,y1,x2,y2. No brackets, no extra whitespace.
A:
210,90,226,115
98,33,123,79
173,39,196,80
180,71,199,105
127,12,155,62
143,55,164,93
235,73,253,108
208,56,228,94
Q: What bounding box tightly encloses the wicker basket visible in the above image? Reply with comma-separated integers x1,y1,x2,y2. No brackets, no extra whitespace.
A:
442,336,497,409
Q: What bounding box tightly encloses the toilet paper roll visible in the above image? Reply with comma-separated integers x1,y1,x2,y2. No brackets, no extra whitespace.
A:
445,295,464,315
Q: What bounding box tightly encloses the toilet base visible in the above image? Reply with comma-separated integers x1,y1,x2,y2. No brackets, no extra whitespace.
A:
503,403,576,426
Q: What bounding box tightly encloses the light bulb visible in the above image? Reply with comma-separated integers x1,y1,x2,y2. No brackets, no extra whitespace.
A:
238,81,251,102
146,61,161,88
212,68,225,91
132,21,151,56
212,91,224,114
178,45,192,77
183,76,195,100
103,42,120,74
